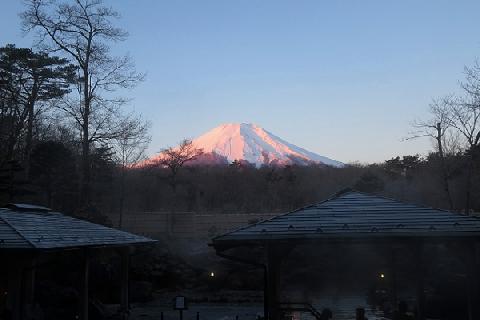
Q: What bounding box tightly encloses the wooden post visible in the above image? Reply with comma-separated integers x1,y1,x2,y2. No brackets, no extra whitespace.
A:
413,241,425,320
389,248,398,313
265,243,295,320
120,247,130,320
22,257,37,319
81,250,90,320
466,242,478,320
263,266,269,320
7,260,23,320
266,244,283,320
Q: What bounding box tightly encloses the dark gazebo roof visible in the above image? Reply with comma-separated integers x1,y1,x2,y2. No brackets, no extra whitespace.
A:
212,190,480,248
0,204,155,250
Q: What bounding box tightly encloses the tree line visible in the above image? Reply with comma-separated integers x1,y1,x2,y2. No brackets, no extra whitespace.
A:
113,151,478,218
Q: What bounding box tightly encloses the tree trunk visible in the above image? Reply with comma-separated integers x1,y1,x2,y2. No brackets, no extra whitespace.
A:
80,68,91,207
436,123,454,210
465,154,474,214
119,165,126,229
24,78,39,180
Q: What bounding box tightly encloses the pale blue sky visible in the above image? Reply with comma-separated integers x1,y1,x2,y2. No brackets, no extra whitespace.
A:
2,1,480,163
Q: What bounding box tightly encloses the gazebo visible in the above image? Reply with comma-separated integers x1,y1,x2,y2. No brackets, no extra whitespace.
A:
211,190,480,320
0,203,156,320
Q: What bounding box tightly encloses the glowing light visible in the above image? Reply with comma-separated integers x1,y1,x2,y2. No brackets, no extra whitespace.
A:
210,272,215,277
380,273,385,279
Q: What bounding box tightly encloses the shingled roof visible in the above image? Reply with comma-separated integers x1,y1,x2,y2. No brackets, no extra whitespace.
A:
0,204,155,250
212,190,480,246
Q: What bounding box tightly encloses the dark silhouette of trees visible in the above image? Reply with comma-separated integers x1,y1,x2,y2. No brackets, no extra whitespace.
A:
30,141,77,208
450,63,480,213
409,99,454,209
22,0,144,207
153,139,203,194
412,60,480,213
0,0,150,219
354,171,385,193
0,44,75,173
0,160,31,202
89,145,116,218
111,114,151,228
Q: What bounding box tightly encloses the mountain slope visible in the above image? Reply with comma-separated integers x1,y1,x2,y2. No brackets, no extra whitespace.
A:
188,123,343,167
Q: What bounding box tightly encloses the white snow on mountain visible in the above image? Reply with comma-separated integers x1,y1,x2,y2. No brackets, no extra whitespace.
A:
186,123,343,167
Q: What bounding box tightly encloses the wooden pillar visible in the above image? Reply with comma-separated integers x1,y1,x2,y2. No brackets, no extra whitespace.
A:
389,248,398,312
267,247,279,320
120,247,130,320
7,260,23,320
22,257,37,319
263,265,269,320
413,241,425,320
266,245,280,320
81,250,90,320
465,241,478,320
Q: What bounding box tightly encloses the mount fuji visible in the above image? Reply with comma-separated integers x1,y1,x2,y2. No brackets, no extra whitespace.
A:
161,123,343,167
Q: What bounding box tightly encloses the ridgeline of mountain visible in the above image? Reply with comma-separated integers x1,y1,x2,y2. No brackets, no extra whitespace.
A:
149,123,343,167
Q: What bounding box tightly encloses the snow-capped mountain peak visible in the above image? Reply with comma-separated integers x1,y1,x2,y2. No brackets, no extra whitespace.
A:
187,123,343,167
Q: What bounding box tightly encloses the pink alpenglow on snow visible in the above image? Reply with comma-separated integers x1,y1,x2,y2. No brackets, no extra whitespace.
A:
165,123,343,167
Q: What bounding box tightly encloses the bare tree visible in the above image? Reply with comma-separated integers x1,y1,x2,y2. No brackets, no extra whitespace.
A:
153,139,203,194
414,61,480,213
409,97,455,210
149,139,202,234
111,114,151,228
448,62,480,213
22,0,144,205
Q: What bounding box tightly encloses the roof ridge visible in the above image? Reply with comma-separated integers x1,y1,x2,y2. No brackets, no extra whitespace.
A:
344,190,469,217
211,189,352,241
333,187,355,197
212,189,480,246
5,203,52,212
0,208,155,250
0,210,36,248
